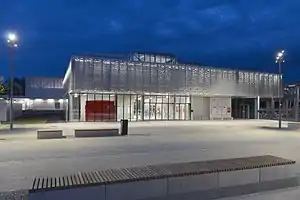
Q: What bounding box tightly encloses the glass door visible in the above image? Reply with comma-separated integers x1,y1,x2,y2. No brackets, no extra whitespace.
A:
175,104,180,120
150,104,156,120
180,104,186,120
162,104,169,120
241,104,250,119
156,104,162,120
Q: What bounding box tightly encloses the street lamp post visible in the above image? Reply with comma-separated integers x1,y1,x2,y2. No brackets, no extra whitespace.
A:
275,50,285,129
6,33,18,130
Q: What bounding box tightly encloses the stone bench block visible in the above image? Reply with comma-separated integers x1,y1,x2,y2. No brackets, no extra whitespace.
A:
74,129,119,138
106,179,167,200
29,185,105,200
37,130,64,139
219,169,259,187
261,165,294,182
168,173,218,195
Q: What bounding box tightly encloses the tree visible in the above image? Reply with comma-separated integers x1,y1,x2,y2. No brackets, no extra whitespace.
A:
0,78,6,95
4,77,25,96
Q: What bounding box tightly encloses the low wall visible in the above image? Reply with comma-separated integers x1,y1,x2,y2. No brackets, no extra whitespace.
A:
0,101,22,122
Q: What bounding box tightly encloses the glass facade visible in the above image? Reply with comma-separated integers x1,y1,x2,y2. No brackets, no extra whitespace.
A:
68,93,191,122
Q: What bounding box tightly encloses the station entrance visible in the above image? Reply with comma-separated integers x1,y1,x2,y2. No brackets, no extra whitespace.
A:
231,98,256,119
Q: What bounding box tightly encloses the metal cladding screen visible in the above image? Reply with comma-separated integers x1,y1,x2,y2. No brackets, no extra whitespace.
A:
67,56,280,98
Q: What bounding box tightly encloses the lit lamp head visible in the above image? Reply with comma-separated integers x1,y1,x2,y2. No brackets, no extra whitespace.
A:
275,50,285,63
6,33,18,48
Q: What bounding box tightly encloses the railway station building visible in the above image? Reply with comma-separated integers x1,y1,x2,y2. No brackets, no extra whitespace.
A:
62,53,281,122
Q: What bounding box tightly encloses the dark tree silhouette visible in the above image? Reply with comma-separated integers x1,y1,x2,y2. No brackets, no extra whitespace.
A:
4,77,25,96
0,78,6,95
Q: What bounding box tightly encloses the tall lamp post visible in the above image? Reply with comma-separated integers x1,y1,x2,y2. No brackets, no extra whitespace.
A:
275,49,285,129
6,33,18,130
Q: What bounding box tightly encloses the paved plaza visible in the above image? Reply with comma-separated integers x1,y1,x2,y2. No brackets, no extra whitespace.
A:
0,120,299,199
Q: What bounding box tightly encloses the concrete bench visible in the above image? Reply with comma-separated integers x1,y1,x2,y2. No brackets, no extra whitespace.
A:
288,122,300,130
37,130,64,139
28,155,296,200
74,129,119,138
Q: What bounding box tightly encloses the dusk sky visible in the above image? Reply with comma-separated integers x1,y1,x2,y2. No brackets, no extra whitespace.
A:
0,0,300,83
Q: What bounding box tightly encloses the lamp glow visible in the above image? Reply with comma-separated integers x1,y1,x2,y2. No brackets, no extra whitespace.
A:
6,32,18,48
8,33,17,41
275,49,285,63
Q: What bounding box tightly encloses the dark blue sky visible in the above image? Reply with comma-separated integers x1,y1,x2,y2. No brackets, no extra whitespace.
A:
0,0,300,83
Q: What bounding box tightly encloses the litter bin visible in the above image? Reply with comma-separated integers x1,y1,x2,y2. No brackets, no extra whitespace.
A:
120,119,128,136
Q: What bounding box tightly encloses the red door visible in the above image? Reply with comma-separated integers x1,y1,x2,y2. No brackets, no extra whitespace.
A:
85,100,116,121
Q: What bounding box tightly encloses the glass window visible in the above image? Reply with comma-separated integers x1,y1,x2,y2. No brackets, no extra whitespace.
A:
144,95,150,120
144,101,150,120
180,104,186,120
70,94,80,121
150,96,156,103
149,100,156,120
175,96,186,103
156,103,162,120
134,94,192,121
123,94,131,120
186,96,191,103
168,95,175,103
144,95,150,103
162,104,169,120
117,94,124,121
87,93,94,101
55,102,60,109
131,94,137,121
175,104,180,120
156,96,162,103
186,103,191,120
162,95,169,103
169,103,174,120
137,95,142,120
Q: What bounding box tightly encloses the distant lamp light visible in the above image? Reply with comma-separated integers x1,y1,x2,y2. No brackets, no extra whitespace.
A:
275,49,285,63
6,32,18,48
8,33,17,41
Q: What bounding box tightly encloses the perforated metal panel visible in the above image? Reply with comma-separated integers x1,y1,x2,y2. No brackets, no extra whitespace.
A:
63,56,280,98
